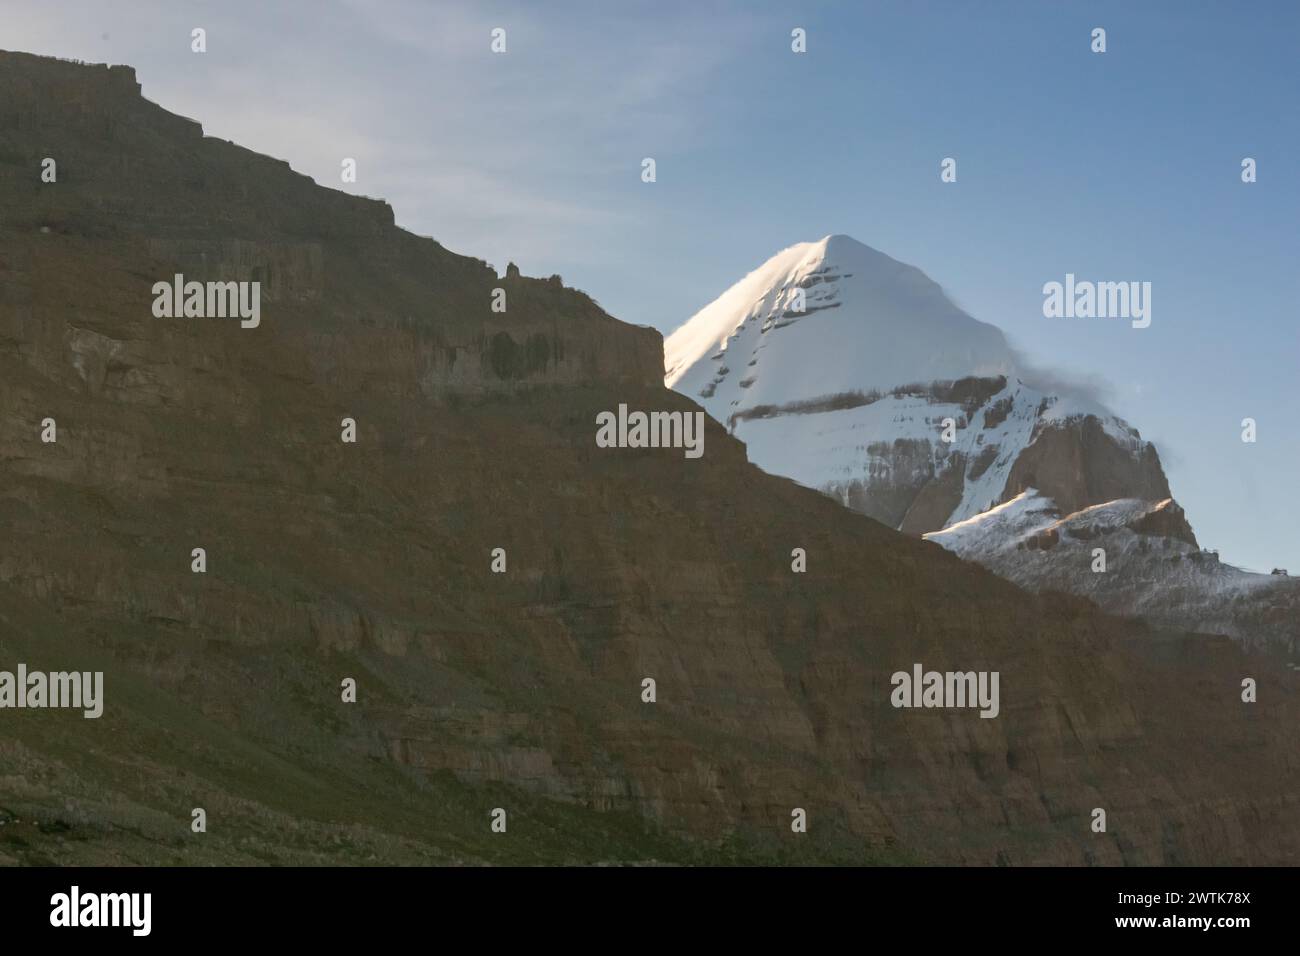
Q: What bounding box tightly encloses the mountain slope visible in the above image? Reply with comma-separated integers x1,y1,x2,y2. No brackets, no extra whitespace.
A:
3,52,1299,866
927,492,1300,654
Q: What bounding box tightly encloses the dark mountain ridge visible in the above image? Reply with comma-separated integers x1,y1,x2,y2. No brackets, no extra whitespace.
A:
1,51,1297,865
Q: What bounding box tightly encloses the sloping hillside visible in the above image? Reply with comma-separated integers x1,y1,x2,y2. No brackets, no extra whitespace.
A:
2,51,1298,865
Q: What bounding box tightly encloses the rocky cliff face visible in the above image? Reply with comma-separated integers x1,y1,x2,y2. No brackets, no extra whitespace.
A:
1000,415,1174,522
3,52,1299,866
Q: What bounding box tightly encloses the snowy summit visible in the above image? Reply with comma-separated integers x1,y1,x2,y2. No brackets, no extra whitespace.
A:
665,234,1156,534
665,234,1013,425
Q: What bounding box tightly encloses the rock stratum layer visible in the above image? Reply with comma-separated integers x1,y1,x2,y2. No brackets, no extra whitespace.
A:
2,52,1299,865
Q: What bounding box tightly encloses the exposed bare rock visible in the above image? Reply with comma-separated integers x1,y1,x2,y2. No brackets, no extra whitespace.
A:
1003,417,1176,528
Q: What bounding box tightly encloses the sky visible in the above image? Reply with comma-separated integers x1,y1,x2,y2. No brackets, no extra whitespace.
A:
3,0,1298,570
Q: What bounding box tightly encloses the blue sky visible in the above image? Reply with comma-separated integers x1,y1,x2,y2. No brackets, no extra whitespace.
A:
7,0,1298,570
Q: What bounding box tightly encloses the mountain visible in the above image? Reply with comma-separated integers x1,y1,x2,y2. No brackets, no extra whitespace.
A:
667,235,1172,533
927,492,1300,655
667,236,1298,655
3,52,1300,866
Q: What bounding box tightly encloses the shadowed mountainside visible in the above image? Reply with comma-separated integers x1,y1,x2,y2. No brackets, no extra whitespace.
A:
2,51,1298,865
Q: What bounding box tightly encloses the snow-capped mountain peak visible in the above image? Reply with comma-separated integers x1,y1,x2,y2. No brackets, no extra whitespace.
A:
664,234,1013,426
665,236,1166,534
665,235,1296,655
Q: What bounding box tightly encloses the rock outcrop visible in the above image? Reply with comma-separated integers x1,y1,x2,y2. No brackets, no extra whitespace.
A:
1001,415,1175,523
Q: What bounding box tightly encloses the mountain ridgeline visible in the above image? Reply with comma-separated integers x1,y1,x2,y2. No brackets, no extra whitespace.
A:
2,52,1298,865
